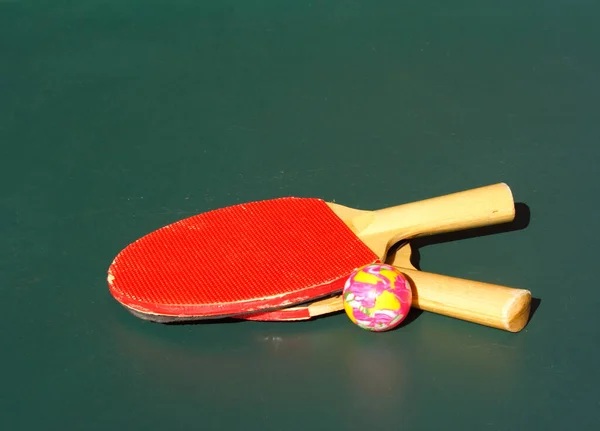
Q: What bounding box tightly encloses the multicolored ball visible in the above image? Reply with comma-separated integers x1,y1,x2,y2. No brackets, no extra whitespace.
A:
343,263,412,332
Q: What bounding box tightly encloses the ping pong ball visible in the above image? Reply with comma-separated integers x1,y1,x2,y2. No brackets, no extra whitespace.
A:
342,263,412,332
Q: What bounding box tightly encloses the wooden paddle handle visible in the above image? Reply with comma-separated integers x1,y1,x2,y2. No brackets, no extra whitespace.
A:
355,183,515,245
398,267,531,332
304,267,531,332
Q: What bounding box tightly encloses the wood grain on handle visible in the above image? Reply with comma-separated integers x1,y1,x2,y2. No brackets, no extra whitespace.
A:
350,183,516,257
397,267,531,332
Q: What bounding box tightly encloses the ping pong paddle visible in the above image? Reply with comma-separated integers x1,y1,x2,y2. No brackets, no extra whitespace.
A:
238,242,532,332
107,183,515,322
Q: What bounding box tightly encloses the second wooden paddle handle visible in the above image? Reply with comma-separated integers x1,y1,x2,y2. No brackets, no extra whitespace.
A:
397,267,531,332
303,267,531,332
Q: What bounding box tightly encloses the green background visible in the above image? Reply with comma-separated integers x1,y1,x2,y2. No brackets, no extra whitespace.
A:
2,1,598,429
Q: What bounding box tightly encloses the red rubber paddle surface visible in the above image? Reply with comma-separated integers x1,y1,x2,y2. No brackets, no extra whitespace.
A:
107,198,379,318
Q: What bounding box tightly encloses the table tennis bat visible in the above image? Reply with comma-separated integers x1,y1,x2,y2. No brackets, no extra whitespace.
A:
238,242,532,332
107,183,515,322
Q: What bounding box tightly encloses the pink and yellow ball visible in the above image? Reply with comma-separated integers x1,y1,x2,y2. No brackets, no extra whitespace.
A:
343,263,412,332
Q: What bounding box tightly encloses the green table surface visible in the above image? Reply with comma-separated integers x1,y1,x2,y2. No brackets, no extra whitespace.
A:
2,1,599,429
